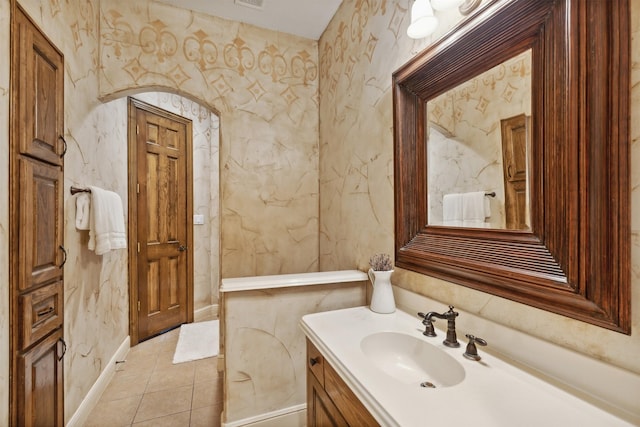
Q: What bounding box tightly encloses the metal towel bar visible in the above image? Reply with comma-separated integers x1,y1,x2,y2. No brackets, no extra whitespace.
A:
70,186,91,195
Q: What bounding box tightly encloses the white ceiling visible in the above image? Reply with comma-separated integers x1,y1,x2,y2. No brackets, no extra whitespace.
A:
154,0,344,40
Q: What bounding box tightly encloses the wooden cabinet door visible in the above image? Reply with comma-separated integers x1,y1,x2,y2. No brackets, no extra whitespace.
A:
307,370,347,427
17,157,64,292
12,5,64,165
18,329,65,427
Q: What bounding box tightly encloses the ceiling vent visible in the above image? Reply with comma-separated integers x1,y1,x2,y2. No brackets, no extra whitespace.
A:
234,0,264,10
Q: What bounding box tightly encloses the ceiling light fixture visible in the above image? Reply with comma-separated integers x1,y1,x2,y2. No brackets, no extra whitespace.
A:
407,0,438,39
407,0,482,39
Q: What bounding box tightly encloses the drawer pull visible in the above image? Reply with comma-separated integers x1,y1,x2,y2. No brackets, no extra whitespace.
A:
37,307,54,317
309,357,320,367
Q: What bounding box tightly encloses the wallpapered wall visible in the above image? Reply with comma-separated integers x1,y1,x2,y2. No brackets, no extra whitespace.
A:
318,0,640,375
99,0,321,278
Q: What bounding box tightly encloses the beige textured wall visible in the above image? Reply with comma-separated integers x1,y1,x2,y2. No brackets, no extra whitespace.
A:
223,281,366,423
99,0,320,278
318,0,640,375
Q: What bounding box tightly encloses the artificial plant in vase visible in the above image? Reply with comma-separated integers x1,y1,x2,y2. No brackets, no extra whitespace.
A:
368,253,396,313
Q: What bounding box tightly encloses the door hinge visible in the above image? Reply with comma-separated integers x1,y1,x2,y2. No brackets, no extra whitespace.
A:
137,301,140,312
137,242,140,253
137,183,140,194
136,124,139,134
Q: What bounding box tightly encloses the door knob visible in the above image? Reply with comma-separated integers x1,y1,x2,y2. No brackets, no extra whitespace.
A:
178,245,187,252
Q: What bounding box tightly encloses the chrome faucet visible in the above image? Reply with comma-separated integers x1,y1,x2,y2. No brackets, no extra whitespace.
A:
417,306,460,348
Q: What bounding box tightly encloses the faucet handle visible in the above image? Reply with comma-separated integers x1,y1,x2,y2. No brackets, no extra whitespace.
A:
463,334,487,361
417,312,437,337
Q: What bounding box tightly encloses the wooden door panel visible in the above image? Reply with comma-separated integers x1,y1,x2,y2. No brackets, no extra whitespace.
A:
14,8,64,166
18,329,64,427
134,104,191,340
18,158,64,291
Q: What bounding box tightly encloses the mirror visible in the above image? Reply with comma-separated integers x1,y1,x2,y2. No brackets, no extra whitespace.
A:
393,0,630,333
427,50,531,229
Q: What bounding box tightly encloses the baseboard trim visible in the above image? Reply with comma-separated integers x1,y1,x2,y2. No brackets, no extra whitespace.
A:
222,404,306,427
194,304,219,322
65,336,130,427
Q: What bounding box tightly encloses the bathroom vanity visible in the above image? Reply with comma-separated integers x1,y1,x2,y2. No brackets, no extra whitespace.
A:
301,307,636,426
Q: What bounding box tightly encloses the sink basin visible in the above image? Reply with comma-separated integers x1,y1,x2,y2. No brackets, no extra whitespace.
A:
360,332,465,388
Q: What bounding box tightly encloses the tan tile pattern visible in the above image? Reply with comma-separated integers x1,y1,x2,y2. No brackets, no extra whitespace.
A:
85,326,222,427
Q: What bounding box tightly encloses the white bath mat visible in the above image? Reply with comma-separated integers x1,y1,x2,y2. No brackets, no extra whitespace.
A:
172,320,219,364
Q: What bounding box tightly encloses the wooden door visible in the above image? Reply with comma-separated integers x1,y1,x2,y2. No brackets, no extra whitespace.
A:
10,5,65,426
129,99,193,342
500,114,530,230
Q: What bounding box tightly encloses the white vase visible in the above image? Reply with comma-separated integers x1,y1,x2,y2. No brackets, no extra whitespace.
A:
368,269,396,314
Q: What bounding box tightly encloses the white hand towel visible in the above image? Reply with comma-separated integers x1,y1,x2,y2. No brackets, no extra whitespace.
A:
88,186,127,255
75,193,91,230
443,193,463,223
462,191,488,222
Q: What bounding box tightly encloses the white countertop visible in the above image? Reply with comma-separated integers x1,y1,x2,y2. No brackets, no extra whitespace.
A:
301,306,635,427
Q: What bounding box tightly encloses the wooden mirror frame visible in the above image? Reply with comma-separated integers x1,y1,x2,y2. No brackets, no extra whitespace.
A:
393,0,630,333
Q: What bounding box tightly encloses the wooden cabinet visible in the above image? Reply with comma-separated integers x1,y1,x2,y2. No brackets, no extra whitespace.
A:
10,4,65,426
306,340,379,427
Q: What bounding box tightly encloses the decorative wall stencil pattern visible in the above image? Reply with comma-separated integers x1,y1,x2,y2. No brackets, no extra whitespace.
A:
99,0,320,278
183,29,218,71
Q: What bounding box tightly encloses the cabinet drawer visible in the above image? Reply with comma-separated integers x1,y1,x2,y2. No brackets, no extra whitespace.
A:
20,280,63,350
307,340,325,386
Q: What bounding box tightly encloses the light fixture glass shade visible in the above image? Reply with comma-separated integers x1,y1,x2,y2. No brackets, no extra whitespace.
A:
430,0,465,11
407,0,438,39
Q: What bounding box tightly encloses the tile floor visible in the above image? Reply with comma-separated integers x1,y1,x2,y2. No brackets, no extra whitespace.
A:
84,323,223,426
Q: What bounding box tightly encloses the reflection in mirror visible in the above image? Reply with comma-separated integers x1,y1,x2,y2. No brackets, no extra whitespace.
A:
427,50,531,229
